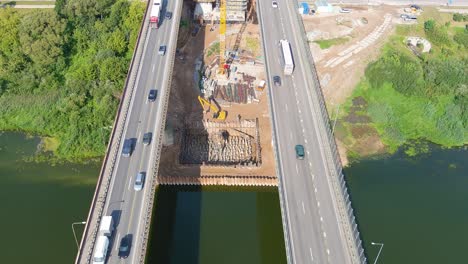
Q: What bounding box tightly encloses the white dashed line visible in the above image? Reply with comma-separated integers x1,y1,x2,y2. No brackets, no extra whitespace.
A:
309,247,314,261
302,201,306,214
152,64,155,73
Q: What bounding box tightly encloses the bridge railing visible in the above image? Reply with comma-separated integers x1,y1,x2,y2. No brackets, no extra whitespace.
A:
75,1,151,263
136,0,183,262
292,1,366,263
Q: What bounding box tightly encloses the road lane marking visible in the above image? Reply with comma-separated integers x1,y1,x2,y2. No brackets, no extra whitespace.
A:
304,139,307,144
295,164,299,173
320,217,323,222
323,231,327,238
152,64,155,72
289,133,293,141
317,201,320,207
285,103,288,112
309,247,314,261
302,201,305,214
115,233,121,251
128,176,132,190
327,249,330,255
315,187,317,193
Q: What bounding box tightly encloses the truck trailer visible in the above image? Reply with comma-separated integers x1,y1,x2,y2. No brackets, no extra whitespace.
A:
99,216,114,237
150,0,162,29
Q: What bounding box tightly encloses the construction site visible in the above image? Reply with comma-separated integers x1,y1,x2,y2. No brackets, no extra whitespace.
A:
158,0,277,186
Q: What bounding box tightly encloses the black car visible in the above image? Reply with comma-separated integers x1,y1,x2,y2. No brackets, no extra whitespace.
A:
273,76,281,86
148,89,157,101
122,139,133,157
165,11,172,20
118,235,131,259
143,132,152,145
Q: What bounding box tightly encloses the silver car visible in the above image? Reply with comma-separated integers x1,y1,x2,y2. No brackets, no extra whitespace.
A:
134,172,145,191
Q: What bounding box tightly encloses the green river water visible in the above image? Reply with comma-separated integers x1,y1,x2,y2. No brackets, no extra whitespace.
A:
1,131,467,263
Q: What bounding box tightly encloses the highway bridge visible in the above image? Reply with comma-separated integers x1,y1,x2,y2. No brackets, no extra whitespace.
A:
75,0,364,263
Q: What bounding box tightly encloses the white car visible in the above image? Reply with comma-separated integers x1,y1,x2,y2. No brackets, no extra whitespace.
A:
272,1,278,8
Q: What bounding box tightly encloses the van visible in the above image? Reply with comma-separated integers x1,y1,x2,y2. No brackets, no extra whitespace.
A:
93,236,109,264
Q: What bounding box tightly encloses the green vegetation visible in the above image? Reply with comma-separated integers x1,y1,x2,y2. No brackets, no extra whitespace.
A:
314,37,349,49
206,41,220,58
341,11,467,156
0,1,145,161
453,13,468,22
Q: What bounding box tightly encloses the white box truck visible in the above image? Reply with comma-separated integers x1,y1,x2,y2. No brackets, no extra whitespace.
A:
99,216,114,237
150,0,162,29
93,235,109,264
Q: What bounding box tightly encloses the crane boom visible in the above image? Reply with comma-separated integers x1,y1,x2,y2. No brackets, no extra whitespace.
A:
219,0,226,73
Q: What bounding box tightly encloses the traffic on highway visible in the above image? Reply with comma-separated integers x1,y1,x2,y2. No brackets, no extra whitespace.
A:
86,0,182,263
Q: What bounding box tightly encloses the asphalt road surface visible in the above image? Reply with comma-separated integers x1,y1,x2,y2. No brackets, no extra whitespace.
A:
97,0,181,263
258,1,354,263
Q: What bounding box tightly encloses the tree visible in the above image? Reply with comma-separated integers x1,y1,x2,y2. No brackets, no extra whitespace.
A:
424,19,435,32
19,10,66,71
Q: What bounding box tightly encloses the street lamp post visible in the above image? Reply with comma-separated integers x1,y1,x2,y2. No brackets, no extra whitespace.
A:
72,221,86,249
371,242,384,264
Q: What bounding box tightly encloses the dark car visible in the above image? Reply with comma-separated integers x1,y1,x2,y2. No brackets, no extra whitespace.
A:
295,144,305,160
273,76,281,86
165,11,172,20
158,45,166,56
148,89,157,102
143,132,152,145
118,235,131,259
122,139,133,157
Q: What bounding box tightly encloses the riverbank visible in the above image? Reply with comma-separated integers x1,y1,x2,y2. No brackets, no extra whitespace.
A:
333,7,467,164
0,1,145,162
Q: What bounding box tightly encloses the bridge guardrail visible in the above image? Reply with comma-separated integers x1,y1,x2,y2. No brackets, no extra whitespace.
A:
136,0,183,262
292,1,366,263
75,1,151,263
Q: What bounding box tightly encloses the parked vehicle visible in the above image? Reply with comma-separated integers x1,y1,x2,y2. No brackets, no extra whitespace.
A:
272,1,278,8
165,11,172,20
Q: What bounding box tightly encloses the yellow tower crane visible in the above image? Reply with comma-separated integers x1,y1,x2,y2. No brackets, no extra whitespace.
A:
219,0,227,74
198,95,227,120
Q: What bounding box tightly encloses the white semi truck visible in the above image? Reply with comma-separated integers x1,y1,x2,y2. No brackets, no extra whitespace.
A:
150,0,162,29
92,216,114,264
279,39,294,75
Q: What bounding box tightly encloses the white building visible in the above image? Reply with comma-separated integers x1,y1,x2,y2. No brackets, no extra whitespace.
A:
194,0,247,22
315,0,333,13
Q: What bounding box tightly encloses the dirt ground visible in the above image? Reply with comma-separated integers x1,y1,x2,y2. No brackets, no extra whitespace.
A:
303,5,410,165
159,16,276,179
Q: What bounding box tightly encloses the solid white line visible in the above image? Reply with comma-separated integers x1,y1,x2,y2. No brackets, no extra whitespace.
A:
115,233,121,251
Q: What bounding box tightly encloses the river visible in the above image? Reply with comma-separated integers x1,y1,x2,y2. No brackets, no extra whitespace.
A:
1,131,467,263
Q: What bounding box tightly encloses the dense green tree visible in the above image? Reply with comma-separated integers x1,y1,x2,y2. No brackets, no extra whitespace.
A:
19,10,66,72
